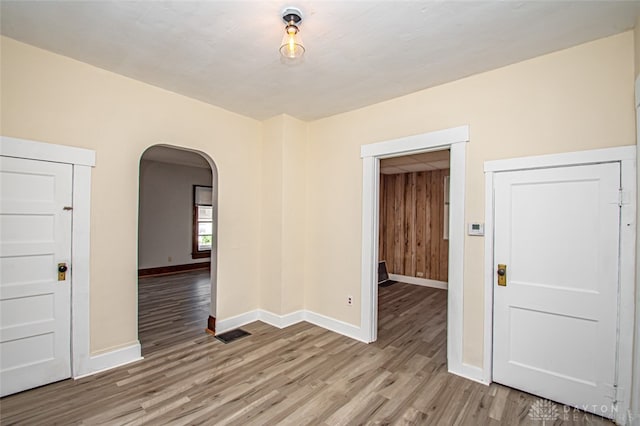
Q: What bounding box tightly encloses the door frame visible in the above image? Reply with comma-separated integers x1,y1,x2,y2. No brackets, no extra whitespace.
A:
483,145,636,424
1,136,96,378
360,125,477,381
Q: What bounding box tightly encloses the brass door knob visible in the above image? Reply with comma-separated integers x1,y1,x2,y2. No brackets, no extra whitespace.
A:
497,264,507,286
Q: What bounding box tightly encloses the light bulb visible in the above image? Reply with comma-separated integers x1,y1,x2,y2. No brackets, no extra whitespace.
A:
280,23,305,59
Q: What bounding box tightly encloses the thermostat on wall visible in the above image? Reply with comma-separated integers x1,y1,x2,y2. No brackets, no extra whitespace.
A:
468,222,484,236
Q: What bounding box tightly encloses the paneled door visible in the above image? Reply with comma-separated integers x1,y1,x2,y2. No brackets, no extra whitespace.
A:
1,156,72,396
492,162,620,418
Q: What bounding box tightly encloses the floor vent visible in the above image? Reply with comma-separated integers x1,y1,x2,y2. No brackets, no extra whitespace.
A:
215,329,251,344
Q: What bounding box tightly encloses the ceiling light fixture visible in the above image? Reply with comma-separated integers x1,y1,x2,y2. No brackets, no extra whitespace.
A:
280,7,305,60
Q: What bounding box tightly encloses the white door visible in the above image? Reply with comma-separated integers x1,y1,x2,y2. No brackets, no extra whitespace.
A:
0,156,72,396
493,162,620,418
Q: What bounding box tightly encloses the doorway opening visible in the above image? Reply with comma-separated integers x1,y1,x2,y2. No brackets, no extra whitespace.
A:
376,150,450,351
378,150,450,288
137,145,219,355
360,125,473,381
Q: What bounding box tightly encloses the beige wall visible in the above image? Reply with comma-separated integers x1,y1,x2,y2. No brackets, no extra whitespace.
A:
305,32,635,367
260,116,284,313
1,37,263,354
280,115,307,314
260,114,306,315
1,31,636,367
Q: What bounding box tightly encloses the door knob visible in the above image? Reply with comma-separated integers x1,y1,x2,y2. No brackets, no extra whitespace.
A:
58,263,68,281
497,264,507,286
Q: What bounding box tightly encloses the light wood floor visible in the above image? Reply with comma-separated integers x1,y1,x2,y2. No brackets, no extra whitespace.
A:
0,272,612,425
138,270,211,356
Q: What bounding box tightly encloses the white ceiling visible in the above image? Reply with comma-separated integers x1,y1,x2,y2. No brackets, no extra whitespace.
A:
2,1,639,121
380,150,450,174
142,145,211,169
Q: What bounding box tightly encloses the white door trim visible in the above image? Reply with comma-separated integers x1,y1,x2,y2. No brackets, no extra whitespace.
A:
360,125,479,382
633,75,640,425
1,136,96,378
483,145,636,425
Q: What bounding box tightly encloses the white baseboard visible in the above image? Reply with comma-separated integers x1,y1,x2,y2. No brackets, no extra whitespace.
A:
304,310,367,343
74,342,143,379
448,362,489,385
217,309,305,333
389,274,448,290
216,310,260,334
258,309,305,329
216,309,365,343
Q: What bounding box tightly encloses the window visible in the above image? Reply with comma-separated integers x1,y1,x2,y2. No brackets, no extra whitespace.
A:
192,185,213,259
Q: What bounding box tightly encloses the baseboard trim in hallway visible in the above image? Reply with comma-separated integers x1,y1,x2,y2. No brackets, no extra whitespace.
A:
138,261,210,277
389,274,448,290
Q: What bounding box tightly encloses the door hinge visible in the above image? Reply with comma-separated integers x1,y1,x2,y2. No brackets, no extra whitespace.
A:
617,189,629,207
604,382,618,400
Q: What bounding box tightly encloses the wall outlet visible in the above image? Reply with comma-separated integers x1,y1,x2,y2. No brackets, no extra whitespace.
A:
168,256,172,262
347,296,353,306
416,272,424,277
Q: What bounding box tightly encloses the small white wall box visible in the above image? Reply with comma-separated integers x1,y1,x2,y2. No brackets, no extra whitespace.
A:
468,222,484,236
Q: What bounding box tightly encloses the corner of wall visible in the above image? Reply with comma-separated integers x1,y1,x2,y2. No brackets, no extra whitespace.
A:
259,116,285,314
281,116,308,314
259,114,309,316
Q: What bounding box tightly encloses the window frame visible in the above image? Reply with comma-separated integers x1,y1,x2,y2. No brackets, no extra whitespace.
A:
192,185,213,259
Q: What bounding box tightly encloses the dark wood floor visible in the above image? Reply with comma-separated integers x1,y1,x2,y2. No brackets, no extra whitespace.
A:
0,272,612,425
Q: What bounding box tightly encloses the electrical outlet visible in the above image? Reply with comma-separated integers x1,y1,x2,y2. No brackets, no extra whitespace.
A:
168,256,172,262
416,272,424,277
347,296,353,306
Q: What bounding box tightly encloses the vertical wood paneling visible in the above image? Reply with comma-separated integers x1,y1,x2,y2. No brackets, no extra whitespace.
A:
403,173,415,275
384,176,396,273
379,169,449,282
415,172,427,277
393,174,404,273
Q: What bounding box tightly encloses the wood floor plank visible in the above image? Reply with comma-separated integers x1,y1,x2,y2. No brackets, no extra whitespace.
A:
0,272,614,425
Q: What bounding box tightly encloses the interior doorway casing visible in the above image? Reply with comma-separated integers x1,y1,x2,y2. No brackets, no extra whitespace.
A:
1,136,96,377
360,125,476,381
137,144,219,327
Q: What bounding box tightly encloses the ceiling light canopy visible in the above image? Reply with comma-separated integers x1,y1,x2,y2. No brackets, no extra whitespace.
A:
280,7,305,60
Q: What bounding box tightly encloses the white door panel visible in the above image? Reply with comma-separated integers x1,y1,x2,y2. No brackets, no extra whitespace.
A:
493,163,620,418
0,156,72,396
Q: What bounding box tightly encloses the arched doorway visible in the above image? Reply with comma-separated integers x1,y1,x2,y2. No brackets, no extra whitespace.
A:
137,144,218,354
